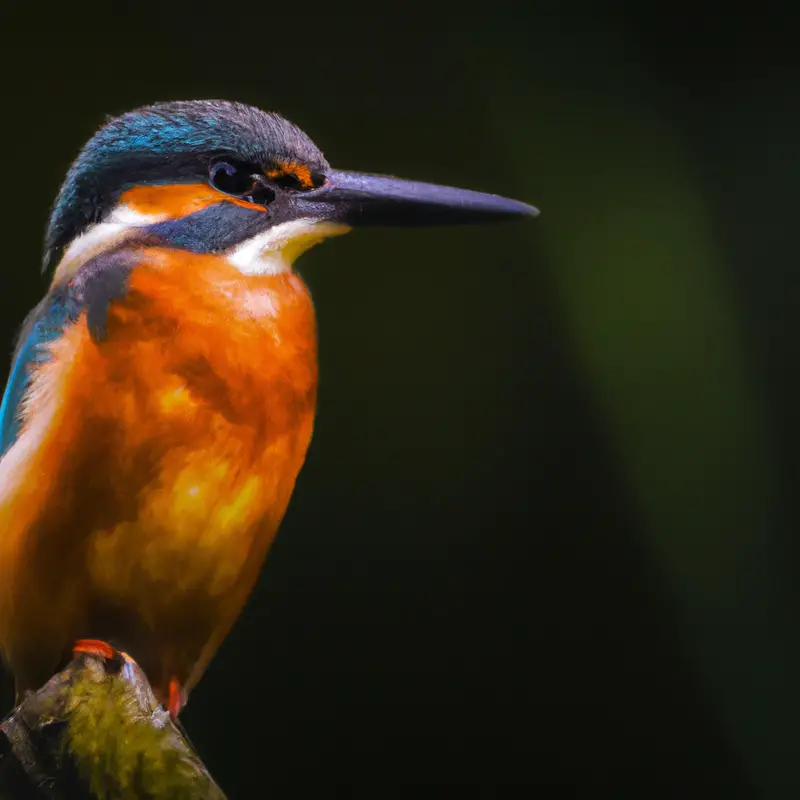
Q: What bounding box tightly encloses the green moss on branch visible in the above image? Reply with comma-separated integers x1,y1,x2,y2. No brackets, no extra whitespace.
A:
0,651,225,799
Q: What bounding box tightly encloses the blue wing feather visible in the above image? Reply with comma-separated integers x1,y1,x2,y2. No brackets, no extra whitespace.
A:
0,292,79,457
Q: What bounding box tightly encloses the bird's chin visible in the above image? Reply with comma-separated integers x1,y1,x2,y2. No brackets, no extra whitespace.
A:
226,219,351,276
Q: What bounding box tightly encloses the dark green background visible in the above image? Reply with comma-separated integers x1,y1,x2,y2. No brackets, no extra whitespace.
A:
1,7,798,797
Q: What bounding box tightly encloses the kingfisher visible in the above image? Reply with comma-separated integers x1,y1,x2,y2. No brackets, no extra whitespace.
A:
0,100,537,718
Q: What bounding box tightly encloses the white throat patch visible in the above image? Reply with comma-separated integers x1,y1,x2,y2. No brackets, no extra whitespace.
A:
226,219,351,275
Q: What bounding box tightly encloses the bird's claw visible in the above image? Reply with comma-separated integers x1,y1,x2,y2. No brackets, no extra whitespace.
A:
72,638,117,661
168,676,186,720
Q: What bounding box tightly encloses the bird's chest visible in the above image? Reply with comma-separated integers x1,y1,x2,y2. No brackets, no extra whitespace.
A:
84,258,318,601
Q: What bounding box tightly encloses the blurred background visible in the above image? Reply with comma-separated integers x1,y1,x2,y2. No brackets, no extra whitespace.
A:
1,6,798,797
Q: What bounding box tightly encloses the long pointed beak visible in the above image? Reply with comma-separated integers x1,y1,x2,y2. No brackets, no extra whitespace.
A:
294,169,539,227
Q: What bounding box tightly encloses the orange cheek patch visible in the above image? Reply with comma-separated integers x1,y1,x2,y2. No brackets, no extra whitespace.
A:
120,183,268,218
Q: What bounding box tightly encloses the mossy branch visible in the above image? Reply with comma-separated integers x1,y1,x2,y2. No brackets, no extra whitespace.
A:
0,651,226,799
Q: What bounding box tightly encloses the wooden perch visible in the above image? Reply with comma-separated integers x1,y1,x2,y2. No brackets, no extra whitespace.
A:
0,650,226,799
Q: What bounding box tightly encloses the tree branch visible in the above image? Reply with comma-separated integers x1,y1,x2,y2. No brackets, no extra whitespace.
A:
0,651,226,799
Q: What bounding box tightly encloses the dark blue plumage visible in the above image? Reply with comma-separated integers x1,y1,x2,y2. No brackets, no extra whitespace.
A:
145,202,269,254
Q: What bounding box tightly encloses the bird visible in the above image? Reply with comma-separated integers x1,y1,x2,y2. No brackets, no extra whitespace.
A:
0,100,537,718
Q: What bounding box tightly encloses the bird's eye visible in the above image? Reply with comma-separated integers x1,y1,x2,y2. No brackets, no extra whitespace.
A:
210,161,254,194
209,161,275,205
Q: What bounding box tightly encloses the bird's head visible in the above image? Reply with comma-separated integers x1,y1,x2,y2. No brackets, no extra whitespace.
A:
45,100,538,280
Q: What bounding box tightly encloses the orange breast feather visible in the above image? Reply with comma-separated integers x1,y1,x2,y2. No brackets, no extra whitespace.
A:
0,249,318,699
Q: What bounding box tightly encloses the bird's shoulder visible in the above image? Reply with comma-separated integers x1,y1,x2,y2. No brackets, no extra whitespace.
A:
0,248,140,456
0,291,77,456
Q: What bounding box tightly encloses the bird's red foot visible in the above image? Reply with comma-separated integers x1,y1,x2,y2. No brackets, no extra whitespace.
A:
73,638,117,660
168,676,186,719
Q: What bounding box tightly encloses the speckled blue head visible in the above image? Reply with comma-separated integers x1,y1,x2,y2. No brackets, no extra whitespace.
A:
44,100,329,270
